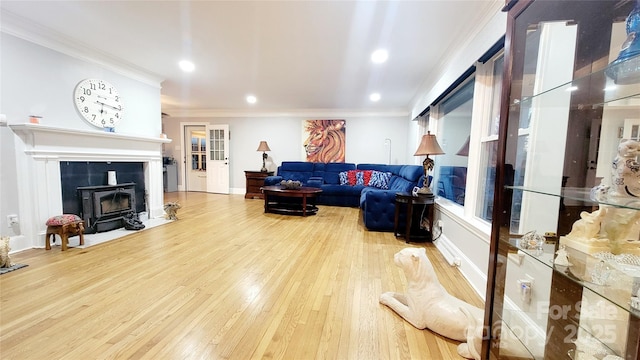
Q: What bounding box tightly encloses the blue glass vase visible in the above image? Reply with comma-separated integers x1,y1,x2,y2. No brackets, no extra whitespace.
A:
606,0,640,84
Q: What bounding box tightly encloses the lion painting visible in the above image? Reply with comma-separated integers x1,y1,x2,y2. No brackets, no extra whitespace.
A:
303,120,346,163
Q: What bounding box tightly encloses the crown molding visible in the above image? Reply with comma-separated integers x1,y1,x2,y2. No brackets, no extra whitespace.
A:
161,108,411,119
1,9,164,88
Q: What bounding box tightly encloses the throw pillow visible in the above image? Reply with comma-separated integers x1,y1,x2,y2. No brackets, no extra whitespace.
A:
369,171,392,189
362,170,373,186
347,170,358,185
355,170,373,186
339,171,349,185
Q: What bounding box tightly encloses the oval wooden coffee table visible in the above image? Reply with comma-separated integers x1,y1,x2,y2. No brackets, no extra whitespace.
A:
261,186,323,216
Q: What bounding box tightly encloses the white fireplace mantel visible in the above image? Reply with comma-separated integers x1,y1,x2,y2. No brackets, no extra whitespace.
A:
10,123,171,251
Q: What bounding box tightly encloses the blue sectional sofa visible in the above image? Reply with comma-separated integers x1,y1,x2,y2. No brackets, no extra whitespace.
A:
264,161,424,231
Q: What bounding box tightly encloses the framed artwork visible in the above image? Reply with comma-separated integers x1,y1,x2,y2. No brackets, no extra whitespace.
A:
302,120,346,163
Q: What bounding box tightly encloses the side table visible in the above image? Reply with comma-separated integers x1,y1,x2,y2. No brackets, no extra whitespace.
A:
394,192,435,242
245,171,274,199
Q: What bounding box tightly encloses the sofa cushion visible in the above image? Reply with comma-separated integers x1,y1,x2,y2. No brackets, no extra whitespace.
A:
325,163,356,184
325,172,339,184
280,170,313,184
369,171,392,189
389,176,414,193
277,161,315,184
398,165,424,183
321,184,365,196
280,161,314,172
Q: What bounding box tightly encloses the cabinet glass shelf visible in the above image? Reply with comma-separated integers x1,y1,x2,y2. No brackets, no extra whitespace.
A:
502,237,640,317
511,64,640,109
506,186,640,211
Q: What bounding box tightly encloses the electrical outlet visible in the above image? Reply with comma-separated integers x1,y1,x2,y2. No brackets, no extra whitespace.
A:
437,220,443,230
7,214,18,227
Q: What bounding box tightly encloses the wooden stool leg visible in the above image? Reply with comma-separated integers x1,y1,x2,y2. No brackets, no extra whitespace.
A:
78,222,85,246
45,232,52,250
61,224,69,251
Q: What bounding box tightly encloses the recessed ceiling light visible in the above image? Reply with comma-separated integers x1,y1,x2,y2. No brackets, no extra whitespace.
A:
566,86,578,92
178,60,195,72
371,49,388,64
604,85,617,91
370,93,381,102
246,95,257,104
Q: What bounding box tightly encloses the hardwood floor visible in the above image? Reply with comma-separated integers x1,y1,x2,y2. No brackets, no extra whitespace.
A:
0,192,483,359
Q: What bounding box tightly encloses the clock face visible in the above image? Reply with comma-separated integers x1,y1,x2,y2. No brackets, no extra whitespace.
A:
73,79,124,128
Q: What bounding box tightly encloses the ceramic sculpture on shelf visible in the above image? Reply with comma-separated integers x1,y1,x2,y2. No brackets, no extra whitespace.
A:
608,138,640,198
561,139,640,255
554,245,573,267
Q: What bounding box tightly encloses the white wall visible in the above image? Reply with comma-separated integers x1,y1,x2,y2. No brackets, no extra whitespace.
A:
0,33,162,251
163,114,413,193
1,34,161,135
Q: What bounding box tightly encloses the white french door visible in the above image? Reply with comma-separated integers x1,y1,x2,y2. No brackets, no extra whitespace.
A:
205,124,230,194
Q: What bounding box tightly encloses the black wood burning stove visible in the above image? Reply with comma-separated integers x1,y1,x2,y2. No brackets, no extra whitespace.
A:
77,183,137,233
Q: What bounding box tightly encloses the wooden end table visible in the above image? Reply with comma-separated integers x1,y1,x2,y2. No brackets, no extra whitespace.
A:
245,171,274,199
261,186,322,216
394,192,435,242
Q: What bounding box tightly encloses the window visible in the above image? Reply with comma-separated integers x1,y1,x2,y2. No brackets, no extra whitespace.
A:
433,79,475,206
476,53,504,221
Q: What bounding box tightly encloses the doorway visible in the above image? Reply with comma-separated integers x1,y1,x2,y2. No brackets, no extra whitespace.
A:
181,123,230,194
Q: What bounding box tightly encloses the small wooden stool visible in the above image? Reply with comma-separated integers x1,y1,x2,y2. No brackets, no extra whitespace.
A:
45,215,85,251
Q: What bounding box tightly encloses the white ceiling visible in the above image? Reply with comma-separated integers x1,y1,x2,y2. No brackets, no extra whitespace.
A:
1,1,499,117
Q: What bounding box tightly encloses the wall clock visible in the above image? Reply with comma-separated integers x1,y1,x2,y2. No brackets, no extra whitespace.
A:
73,79,124,128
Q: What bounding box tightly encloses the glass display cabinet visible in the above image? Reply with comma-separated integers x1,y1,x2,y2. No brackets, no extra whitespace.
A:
484,0,640,359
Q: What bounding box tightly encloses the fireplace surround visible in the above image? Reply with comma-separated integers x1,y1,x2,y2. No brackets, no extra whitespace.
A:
60,161,145,217
9,123,170,250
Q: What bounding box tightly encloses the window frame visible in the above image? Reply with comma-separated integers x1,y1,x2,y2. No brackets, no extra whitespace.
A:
428,51,505,235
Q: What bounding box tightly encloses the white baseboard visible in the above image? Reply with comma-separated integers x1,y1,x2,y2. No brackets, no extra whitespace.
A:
434,234,487,301
7,235,29,254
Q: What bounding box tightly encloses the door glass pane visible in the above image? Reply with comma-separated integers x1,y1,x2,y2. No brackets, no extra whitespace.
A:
191,154,198,170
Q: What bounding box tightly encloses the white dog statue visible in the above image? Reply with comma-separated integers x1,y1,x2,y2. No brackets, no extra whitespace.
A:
380,247,483,359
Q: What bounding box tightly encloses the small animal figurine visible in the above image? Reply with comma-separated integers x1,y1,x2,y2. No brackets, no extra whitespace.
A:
163,202,182,220
0,236,14,268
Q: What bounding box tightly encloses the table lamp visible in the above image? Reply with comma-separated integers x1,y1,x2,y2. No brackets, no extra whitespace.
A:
257,141,271,172
414,131,445,196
